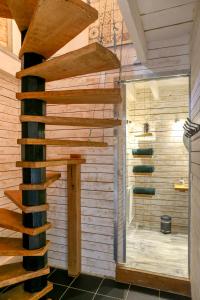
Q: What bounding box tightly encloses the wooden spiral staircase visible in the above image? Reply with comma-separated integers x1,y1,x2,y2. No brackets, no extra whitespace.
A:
0,0,122,299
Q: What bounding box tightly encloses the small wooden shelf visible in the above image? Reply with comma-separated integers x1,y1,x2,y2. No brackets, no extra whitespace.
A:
18,138,108,148
4,190,49,213
0,282,53,300
20,0,98,58
19,172,61,190
133,155,153,158
20,115,121,128
16,157,86,168
135,133,153,137
0,209,51,236
174,184,189,192
134,173,153,176
16,43,120,82
133,194,154,198
0,263,50,288
0,238,49,256
16,88,122,105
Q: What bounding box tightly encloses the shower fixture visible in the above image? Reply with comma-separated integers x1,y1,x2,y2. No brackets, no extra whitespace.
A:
183,118,200,138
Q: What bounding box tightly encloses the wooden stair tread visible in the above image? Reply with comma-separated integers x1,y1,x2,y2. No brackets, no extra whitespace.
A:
16,158,86,168
0,0,13,18
19,172,61,190
18,138,108,147
0,237,49,256
17,43,120,82
16,88,122,105
4,190,49,213
20,115,121,128
5,0,38,31
0,263,49,288
0,209,51,236
20,0,98,58
0,281,53,300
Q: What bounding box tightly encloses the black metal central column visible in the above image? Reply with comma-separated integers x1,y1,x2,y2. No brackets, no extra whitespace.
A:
21,31,48,294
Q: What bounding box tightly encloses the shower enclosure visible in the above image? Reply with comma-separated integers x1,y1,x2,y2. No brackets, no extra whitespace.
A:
124,76,190,278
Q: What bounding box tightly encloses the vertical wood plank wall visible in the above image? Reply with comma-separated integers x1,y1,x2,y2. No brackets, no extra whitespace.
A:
0,49,191,278
0,18,10,50
0,7,192,277
191,3,200,300
126,81,189,233
45,39,191,277
0,69,20,263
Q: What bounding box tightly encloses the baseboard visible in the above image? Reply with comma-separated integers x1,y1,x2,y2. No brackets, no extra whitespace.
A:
116,264,191,297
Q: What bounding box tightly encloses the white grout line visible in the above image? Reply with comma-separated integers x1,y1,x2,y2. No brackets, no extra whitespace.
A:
64,286,95,294
95,292,122,299
59,285,70,300
68,276,78,287
92,278,104,300
60,285,97,300
51,282,69,288
59,275,78,299
48,267,56,278
124,283,131,300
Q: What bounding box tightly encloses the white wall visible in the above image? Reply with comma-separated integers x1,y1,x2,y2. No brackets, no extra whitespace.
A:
190,2,200,299
126,79,189,233
0,68,20,265
0,5,193,278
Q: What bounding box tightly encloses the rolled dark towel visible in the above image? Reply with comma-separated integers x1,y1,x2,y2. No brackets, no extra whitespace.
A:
132,148,153,156
133,187,156,195
133,165,154,173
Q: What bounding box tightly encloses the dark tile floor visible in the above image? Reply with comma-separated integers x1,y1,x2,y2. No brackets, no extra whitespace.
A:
46,267,192,300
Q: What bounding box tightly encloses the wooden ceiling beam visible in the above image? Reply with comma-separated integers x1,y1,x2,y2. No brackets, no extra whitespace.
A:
118,0,147,63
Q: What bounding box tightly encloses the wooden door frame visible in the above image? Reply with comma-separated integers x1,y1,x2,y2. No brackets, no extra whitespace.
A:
115,72,191,295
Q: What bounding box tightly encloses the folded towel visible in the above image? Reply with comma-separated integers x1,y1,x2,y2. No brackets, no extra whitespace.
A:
132,148,153,156
133,165,154,173
133,187,156,195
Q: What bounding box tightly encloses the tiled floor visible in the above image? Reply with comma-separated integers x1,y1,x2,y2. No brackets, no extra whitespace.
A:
45,267,192,300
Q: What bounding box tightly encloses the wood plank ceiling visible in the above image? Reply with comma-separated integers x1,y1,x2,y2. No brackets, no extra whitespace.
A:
137,0,197,43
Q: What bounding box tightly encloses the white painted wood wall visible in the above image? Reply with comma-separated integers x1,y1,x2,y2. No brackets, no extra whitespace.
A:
0,68,20,264
45,40,191,276
0,0,194,276
126,81,189,233
190,2,200,299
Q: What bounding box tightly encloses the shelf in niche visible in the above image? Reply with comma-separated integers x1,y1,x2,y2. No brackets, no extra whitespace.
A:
133,193,154,198
134,133,153,137
133,187,155,196
134,173,153,176
132,148,153,157
133,155,153,158
174,184,189,192
133,165,154,174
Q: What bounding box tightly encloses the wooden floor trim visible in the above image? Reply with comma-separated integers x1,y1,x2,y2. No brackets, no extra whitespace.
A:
116,264,191,297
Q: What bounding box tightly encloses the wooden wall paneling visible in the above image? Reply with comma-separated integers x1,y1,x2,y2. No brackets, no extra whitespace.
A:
190,4,200,300
0,70,20,266
43,0,192,275
126,82,189,232
141,3,194,31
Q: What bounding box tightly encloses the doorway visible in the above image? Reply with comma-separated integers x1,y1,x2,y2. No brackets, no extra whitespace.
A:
124,76,190,279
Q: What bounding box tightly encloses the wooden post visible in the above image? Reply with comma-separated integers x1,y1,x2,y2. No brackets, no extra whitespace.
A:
67,155,81,277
